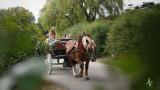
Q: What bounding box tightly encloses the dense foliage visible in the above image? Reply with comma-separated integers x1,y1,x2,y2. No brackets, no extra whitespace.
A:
0,7,49,76
103,3,160,90
38,0,123,35
105,4,160,57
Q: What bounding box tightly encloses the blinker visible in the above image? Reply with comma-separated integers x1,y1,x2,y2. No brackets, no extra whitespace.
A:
78,35,80,39
88,33,91,38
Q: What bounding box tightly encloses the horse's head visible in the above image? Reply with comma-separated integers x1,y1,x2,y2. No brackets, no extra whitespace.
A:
82,36,97,62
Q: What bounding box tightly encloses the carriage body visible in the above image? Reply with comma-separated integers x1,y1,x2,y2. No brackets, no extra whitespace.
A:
46,39,72,74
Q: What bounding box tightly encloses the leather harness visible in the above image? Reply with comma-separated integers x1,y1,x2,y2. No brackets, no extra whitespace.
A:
66,35,89,58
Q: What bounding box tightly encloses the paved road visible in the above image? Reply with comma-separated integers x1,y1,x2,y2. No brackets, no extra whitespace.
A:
47,59,130,90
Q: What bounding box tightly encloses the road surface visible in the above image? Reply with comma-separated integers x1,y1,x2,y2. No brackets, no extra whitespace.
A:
46,59,130,90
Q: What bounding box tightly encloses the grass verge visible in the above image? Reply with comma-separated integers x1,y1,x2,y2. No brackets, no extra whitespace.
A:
38,78,69,90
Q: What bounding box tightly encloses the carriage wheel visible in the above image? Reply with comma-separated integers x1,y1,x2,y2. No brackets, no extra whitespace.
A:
57,59,60,64
47,54,52,74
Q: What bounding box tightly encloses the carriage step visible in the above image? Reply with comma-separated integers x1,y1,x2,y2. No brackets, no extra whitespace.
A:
54,55,66,58
63,61,71,67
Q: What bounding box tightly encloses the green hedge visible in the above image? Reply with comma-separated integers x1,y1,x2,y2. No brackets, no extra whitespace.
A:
104,5,160,57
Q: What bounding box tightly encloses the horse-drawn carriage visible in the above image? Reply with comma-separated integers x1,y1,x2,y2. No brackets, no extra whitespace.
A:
45,39,72,74
45,33,97,80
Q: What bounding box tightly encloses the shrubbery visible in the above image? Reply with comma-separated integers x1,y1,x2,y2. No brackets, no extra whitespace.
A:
0,7,49,76
103,4,160,90
105,4,160,57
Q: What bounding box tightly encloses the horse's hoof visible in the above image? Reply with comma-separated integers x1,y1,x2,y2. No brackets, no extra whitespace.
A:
78,74,83,77
84,77,90,80
73,75,79,78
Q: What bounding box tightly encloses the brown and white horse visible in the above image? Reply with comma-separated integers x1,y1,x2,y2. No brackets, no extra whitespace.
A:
65,33,97,80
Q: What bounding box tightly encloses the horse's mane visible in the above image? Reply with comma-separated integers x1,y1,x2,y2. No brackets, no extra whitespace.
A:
82,36,92,50
82,36,97,50
91,40,97,48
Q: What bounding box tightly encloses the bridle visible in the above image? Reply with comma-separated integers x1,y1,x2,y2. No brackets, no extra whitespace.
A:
86,43,96,57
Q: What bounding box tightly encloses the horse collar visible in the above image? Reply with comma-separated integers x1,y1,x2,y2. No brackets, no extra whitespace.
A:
78,36,88,56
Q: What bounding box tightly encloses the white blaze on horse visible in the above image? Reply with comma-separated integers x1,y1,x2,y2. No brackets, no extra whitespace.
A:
65,33,97,80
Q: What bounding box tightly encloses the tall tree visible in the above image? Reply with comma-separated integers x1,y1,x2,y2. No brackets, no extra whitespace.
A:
4,7,35,29
38,0,123,35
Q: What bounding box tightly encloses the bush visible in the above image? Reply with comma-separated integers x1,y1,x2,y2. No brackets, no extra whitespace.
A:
64,21,109,56
104,4,160,90
105,5,160,57
0,7,49,76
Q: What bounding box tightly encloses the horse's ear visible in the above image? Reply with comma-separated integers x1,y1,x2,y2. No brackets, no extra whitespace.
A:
88,33,91,38
81,32,85,36
78,35,80,39
94,39,98,42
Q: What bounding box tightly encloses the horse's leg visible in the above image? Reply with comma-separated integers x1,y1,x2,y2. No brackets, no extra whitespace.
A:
84,60,90,80
72,64,78,78
77,59,84,77
68,57,78,78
